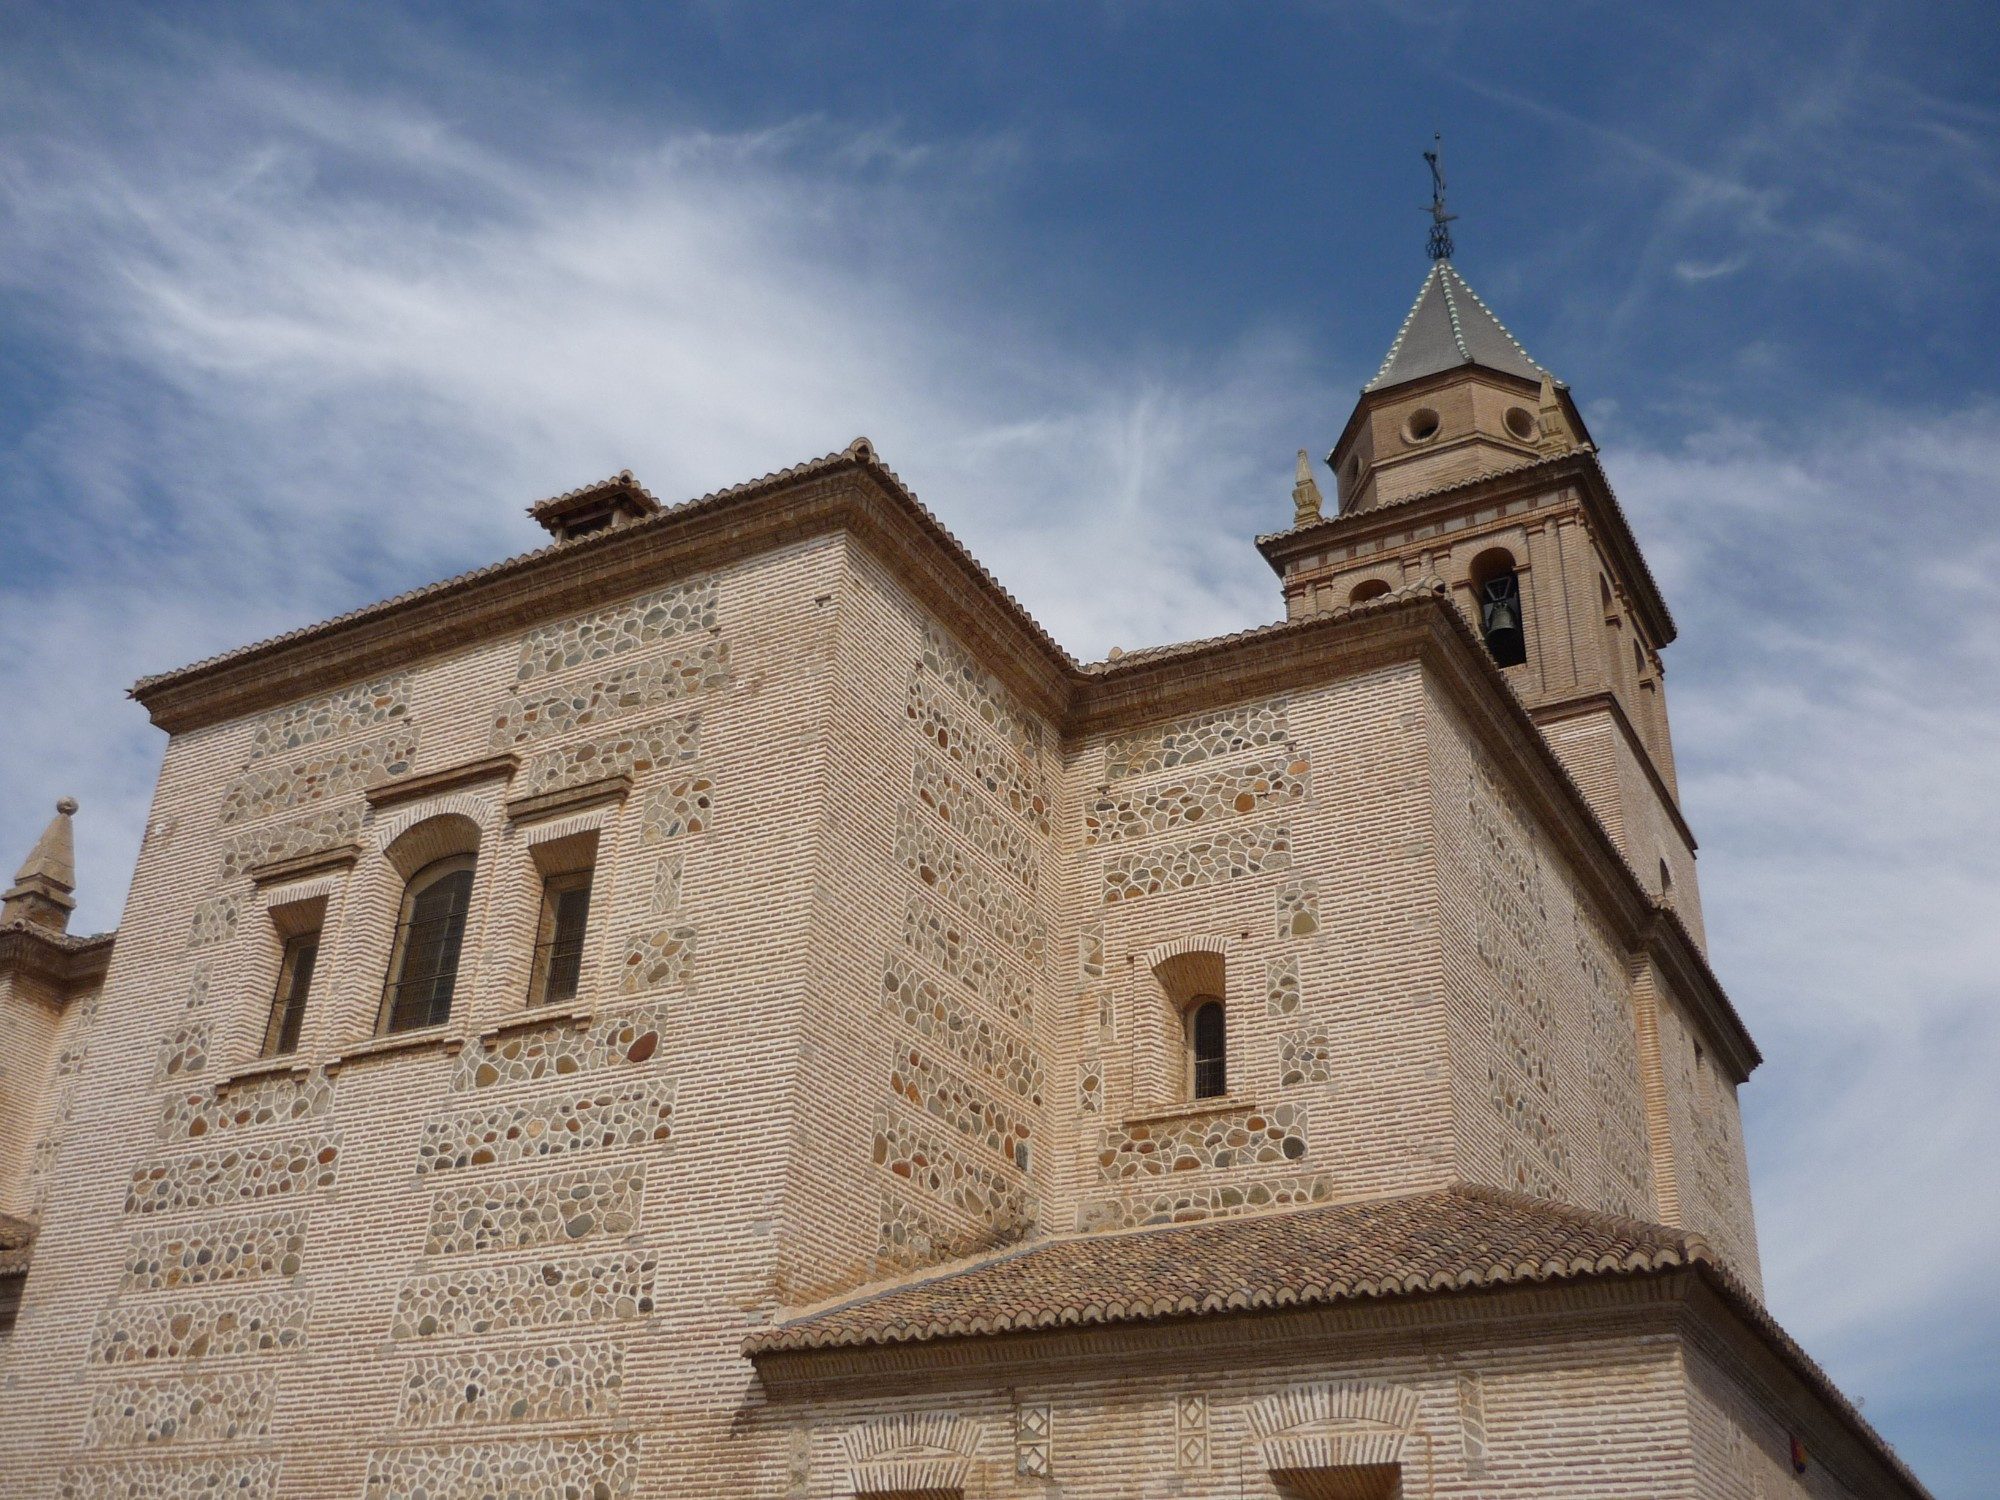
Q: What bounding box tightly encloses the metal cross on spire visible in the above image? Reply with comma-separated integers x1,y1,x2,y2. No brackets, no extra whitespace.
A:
1424,131,1456,262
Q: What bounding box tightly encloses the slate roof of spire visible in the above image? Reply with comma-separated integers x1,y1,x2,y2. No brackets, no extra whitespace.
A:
1366,261,1548,392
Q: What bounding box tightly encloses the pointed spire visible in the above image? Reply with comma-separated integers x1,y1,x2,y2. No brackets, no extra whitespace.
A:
1365,261,1549,394
1291,450,1325,526
4,798,78,933
1536,371,1572,454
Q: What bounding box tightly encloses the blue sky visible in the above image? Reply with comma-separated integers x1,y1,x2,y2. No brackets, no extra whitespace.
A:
3,1,1996,1488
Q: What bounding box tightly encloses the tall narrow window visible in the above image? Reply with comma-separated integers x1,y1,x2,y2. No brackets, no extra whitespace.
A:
529,869,594,1005
261,930,320,1056
1190,999,1227,1099
381,855,476,1033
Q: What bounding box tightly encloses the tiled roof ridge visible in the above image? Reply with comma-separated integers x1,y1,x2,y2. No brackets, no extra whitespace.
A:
1443,264,1546,378
1366,263,1443,388
524,469,663,519
1079,575,1449,673
0,919,115,952
1439,265,1474,364
131,439,1078,696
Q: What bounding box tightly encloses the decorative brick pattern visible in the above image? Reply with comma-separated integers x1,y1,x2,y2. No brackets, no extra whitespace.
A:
1104,698,1289,780
216,804,363,882
161,1071,331,1142
55,1456,282,1500
1015,1403,1052,1478
388,1252,658,1339
152,1023,209,1084
181,964,211,1012
397,1340,623,1427
186,896,237,951
1278,1028,1332,1087
415,1078,674,1176
89,1293,309,1365
872,1108,1029,1232
217,727,418,826
514,577,717,683
918,623,1041,759
84,1371,276,1446
649,853,682,915
452,1005,668,1091
423,1165,646,1256
517,715,699,798
906,674,1049,834
119,1210,308,1292
1076,1172,1339,1231
1266,955,1301,1016
899,896,1035,1027
1275,878,1320,938
247,676,410,762
1102,822,1291,903
490,640,730,748
912,751,1039,890
617,926,696,994
1097,1104,1307,1180
1080,920,1104,979
1579,917,1654,1220
1459,1370,1489,1474
1175,1393,1209,1472
363,1437,641,1500
889,1045,1032,1170
1078,1058,1103,1114
881,956,1041,1102
1085,754,1310,846
639,773,713,841
895,806,1045,965
124,1135,340,1215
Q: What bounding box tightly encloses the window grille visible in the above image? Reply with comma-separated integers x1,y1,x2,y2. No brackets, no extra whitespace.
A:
381,859,475,1033
529,870,594,1006
1191,999,1227,1099
261,931,320,1056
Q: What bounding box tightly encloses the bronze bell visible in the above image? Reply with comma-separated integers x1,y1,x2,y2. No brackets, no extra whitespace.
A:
1481,576,1527,666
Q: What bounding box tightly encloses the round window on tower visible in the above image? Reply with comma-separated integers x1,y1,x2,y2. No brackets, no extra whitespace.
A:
1505,406,1538,441
1403,408,1441,444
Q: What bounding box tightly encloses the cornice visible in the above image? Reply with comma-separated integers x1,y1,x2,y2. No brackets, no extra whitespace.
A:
0,923,115,996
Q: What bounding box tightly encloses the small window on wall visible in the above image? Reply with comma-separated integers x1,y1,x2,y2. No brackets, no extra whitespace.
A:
1349,578,1392,605
1190,998,1227,1099
261,930,320,1057
530,870,594,1006
1469,549,1528,668
380,855,476,1033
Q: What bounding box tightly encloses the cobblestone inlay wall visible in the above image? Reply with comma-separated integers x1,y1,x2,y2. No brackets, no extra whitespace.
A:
414,1079,674,1175
875,1191,951,1273
89,1292,310,1365
881,956,1041,1102
217,727,418,826
362,1436,641,1500
153,1024,209,1084
899,896,1034,1027
119,1210,309,1293
1097,1104,1308,1181
247,676,411,762
1278,1028,1333,1087
451,1005,668,1091
1275,879,1321,938
894,806,1045,965
872,1108,1030,1232
906,675,1049,834
1577,913,1654,1221
1076,1172,1339,1231
648,854,681,915
1265,955,1301,1017
1104,698,1290,779
422,1165,646,1256
1084,753,1311,846
489,641,730,748
639,774,714,842
911,751,1038,890
161,1072,332,1143
83,1371,278,1446
1101,822,1292,903
617,927,696,994
1078,1058,1103,1114
889,1045,1032,1170
124,1135,340,1215
186,897,237,951
517,715,700,799
216,805,363,882
397,1340,624,1427
917,623,1040,759
388,1253,658,1339
514,577,717,682
55,1455,282,1500
1080,921,1105,980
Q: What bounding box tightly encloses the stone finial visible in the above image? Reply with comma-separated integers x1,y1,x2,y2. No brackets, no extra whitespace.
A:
3,798,78,933
1291,450,1325,526
1536,372,1571,454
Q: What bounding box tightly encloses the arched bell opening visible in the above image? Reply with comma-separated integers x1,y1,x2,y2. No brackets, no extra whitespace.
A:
1468,548,1528,669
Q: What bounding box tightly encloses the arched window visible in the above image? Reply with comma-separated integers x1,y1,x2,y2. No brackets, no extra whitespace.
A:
1189,998,1227,1099
381,855,476,1033
1349,578,1392,605
1469,549,1528,668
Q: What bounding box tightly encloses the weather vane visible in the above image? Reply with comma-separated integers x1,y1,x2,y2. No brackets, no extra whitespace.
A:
1424,131,1456,262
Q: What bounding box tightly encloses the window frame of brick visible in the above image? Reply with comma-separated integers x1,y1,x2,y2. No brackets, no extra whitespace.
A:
261,928,321,1057
528,867,594,1006
379,854,477,1034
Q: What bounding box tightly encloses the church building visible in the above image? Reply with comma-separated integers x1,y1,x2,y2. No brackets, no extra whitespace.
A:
0,252,1930,1497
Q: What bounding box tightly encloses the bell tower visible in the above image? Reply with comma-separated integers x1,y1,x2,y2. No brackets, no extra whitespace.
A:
1262,235,1702,942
